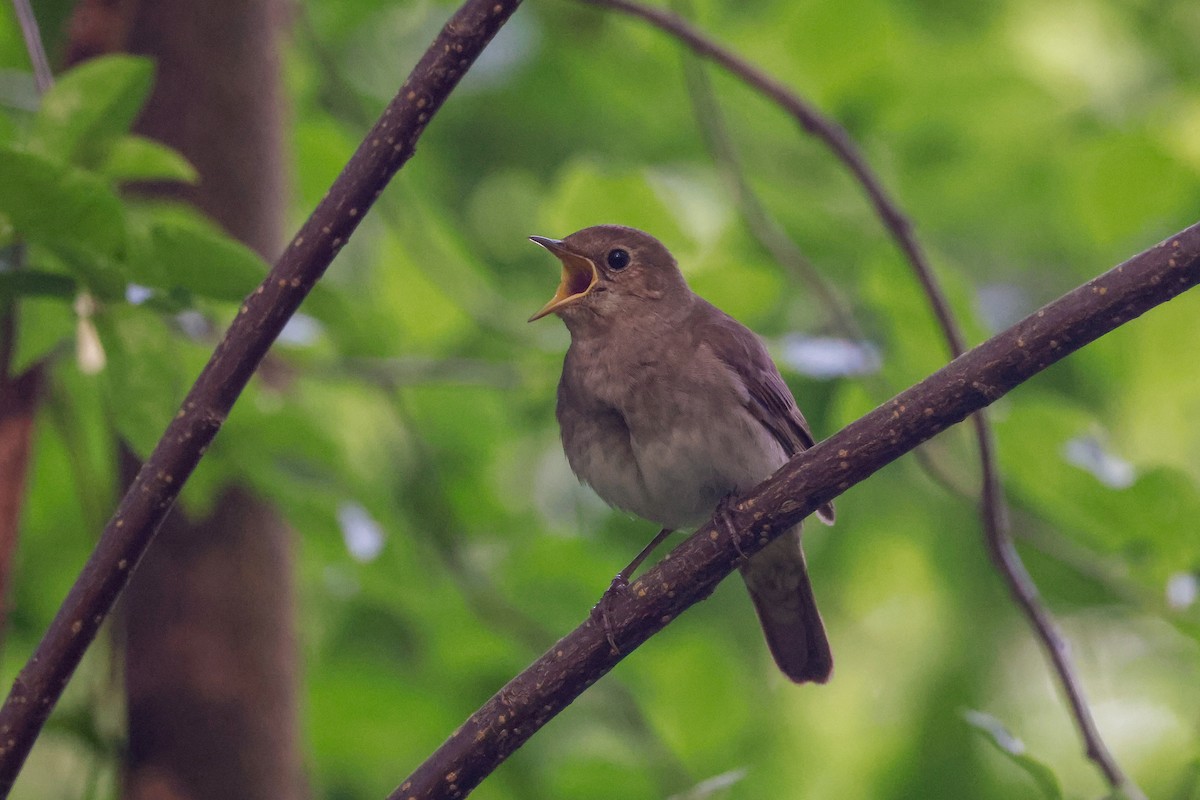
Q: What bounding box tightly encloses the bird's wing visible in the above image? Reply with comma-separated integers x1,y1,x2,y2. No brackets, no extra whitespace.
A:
696,301,835,524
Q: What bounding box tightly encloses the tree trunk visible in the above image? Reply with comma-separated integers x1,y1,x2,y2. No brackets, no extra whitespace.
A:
0,364,41,648
121,473,303,800
67,0,303,797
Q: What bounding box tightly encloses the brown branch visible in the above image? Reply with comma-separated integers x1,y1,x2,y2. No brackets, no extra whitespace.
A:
0,0,523,793
582,0,958,350
579,3,1141,794
975,420,1137,795
674,20,988,536
392,222,1200,798
10,0,54,94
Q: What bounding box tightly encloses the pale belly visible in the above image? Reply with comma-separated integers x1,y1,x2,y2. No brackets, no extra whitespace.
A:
562,392,787,531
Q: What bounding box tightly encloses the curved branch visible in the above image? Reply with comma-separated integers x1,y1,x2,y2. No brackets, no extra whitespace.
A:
393,223,1200,799
0,0,523,793
582,0,958,351
577,3,1140,794
676,32,862,339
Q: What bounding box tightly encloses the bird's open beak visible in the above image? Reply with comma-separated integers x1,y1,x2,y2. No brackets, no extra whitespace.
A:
528,236,599,322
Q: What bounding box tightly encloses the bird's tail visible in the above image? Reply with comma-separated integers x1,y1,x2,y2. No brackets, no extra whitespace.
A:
739,526,832,684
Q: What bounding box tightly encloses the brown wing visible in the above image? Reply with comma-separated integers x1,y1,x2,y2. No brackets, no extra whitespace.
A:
696,300,835,525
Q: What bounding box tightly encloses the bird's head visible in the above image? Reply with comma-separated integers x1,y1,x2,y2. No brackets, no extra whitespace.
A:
527,225,689,324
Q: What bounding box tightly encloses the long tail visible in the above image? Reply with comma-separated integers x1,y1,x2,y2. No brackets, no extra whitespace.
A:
739,526,832,683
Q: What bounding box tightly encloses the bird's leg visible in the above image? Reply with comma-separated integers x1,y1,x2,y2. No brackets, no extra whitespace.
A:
715,494,749,562
592,526,674,653
611,526,675,593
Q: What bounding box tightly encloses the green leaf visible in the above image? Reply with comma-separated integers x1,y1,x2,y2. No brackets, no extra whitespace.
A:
31,55,154,168
11,295,76,374
126,205,268,301
0,145,126,257
996,396,1200,593
0,270,77,301
0,110,18,146
99,308,208,458
963,710,1064,800
98,135,198,184
540,160,687,249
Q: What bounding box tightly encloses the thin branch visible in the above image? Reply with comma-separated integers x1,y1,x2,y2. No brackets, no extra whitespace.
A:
579,2,1140,794
0,0,523,793
10,0,54,94
393,223,1200,799
582,0,960,351
676,20,992,533
675,30,862,340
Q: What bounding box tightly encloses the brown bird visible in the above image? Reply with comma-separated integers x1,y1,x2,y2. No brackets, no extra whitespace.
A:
529,224,835,683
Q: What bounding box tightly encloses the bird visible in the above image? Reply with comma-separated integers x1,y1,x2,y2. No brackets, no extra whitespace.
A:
528,224,835,684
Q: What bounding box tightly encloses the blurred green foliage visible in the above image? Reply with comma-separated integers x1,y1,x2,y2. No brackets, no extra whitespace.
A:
2,1,1200,799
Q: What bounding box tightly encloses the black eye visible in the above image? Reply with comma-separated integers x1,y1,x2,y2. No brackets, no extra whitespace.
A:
606,248,631,270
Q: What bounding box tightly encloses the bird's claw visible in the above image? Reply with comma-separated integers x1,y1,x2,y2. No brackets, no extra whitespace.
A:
716,494,749,562
591,574,628,654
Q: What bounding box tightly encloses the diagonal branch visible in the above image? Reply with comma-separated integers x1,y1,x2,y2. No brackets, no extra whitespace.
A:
10,0,54,94
0,0,523,793
392,223,1200,799
577,2,1140,794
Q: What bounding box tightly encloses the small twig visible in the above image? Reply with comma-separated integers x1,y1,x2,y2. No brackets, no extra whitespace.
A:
675,30,862,339
391,223,1200,799
582,0,959,349
0,0,523,793
975,420,1131,794
580,2,1142,794
676,19,992,522
10,0,54,94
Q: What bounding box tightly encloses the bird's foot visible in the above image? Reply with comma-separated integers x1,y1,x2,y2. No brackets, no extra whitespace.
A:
590,574,628,654
587,526,674,653
715,494,749,562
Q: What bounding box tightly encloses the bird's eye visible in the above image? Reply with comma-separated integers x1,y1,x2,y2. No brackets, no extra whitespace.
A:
606,248,631,270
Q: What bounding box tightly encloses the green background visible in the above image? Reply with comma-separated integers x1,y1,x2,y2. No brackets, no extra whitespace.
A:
1,0,1199,798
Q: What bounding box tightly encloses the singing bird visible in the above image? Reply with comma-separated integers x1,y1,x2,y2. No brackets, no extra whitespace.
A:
529,225,835,683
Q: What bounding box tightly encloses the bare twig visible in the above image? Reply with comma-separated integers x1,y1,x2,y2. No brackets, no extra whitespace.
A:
10,0,53,94
582,0,960,349
974,417,1134,794
393,222,1199,799
580,2,1141,794
675,18,987,522
0,0,523,793
675,33,862,339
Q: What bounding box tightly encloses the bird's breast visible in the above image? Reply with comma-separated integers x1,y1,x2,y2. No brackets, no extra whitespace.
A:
557,340,786,530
